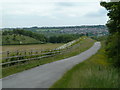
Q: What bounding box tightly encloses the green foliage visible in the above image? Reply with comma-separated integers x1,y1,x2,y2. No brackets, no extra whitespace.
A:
49,34,82,43
105,32,120,67
100,2,120,34
100,2,120,67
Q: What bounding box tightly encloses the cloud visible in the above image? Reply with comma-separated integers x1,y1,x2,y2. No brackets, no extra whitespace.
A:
1,0,103,3
2,0,108,28
55,2,77,7
84,7,107,18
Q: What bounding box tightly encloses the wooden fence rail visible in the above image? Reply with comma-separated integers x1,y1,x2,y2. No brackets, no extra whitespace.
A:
2,50,60,60
0,54,57,66
0,50,62,66
0,38,81,67
1,48,60,57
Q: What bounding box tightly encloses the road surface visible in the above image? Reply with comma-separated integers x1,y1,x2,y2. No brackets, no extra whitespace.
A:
1,42,101,88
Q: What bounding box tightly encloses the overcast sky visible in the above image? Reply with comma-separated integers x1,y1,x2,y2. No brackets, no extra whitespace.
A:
1,0,108,28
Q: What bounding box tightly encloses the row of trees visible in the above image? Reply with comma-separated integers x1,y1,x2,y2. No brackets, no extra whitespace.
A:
100,1,120,67
49,34,82,43
2,29,82,44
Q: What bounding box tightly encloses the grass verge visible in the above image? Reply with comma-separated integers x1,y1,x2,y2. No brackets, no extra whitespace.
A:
51,41,120,88
2,37,95,78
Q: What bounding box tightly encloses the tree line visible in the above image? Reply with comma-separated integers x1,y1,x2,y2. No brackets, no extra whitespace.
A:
2,29,83,44
100,1,120,67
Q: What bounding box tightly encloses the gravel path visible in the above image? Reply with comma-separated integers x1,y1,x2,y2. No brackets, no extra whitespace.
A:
1,42,101,88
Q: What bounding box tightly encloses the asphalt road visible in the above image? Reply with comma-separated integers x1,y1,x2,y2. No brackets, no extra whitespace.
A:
1,42,101,88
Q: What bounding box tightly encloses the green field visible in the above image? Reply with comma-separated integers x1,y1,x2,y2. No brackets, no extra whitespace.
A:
2,37,95,78
2,35,41,45
2,43,63,52
51,41,120,88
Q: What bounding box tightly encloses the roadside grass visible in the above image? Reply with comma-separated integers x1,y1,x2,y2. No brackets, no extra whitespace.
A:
51,41,120,88
2,37,95,78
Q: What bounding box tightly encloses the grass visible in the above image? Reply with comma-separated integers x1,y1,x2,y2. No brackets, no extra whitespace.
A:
2,34,41,45
1,43,63,63
2,43,63,52
2,37,95,78
51,41,120,88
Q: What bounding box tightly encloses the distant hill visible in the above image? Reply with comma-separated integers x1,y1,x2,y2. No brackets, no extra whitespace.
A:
2,34,42,45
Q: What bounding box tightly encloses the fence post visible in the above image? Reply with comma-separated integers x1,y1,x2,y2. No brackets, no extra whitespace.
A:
16,50,19,55
7,51,9,57
31,50,33,55
24,50,26,55
36,50,38,54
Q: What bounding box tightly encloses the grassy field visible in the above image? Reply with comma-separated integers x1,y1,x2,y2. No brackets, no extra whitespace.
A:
2,43,63,52
51,41,120,88
2,35,41,45
2,37,95,78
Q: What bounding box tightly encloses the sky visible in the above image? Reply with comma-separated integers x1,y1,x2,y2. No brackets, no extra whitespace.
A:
1,0,108,28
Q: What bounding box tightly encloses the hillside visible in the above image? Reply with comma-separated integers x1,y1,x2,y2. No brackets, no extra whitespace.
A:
2,34,41,45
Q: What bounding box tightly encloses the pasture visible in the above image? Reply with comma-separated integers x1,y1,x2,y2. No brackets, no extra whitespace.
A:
2,43,63,52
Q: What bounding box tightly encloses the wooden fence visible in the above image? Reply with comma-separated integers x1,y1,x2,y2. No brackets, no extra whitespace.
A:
0,38,81,67
0,48,63,67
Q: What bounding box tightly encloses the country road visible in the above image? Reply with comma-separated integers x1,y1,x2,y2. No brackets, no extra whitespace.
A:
1,42,101,88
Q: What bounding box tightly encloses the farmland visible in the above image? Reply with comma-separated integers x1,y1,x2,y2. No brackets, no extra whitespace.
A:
2,43,63,52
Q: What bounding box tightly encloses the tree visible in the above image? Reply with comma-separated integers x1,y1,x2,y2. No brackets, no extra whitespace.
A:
100,1,120,67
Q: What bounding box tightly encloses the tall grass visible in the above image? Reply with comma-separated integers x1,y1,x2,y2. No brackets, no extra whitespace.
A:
51,42,120,88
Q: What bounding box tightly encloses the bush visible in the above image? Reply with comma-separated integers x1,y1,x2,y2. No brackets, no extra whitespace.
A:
101,2,120,67
105,32,120,67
